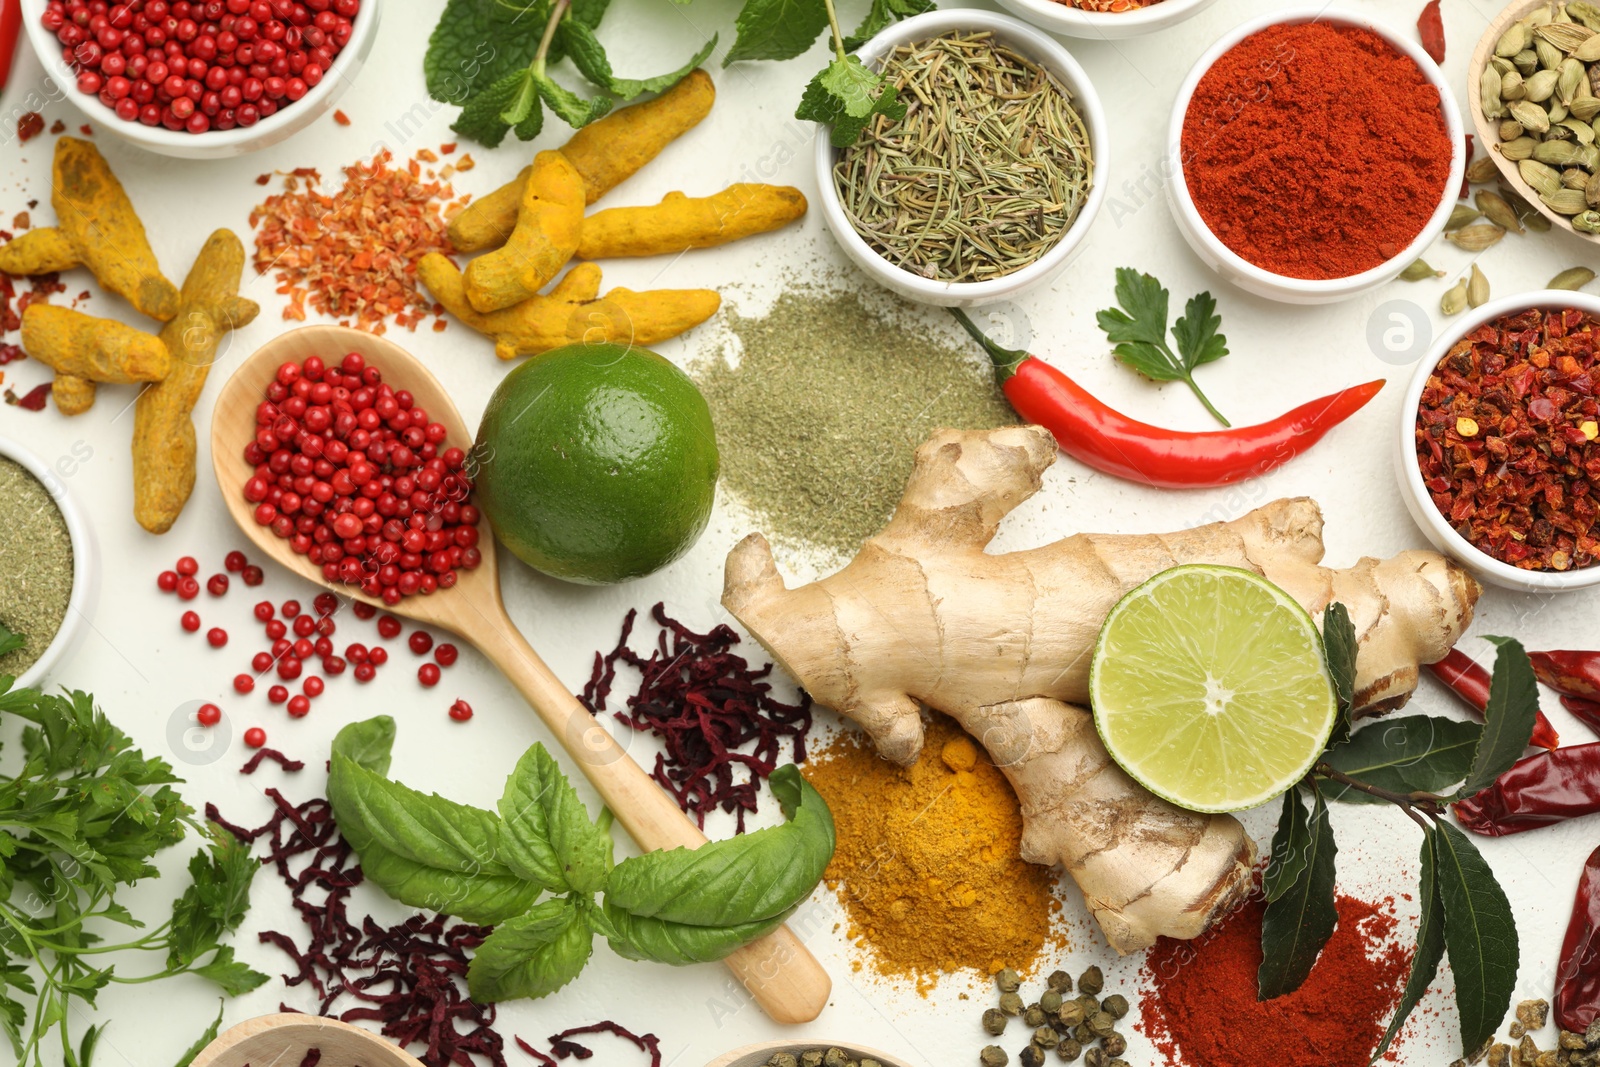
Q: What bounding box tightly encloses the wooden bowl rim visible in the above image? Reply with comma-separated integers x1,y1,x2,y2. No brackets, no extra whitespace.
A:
189,1013,427,1067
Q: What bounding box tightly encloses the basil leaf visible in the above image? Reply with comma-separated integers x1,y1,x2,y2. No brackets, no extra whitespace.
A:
562,20,716,100
1435,820,1519,1057
600,899,789,965
795,57,905,148
843,0,934,51
1322,603,1358,749
1257,787,1338,1000
605,766,832,927
724,0,829,65
1456,637,1541,799
1372,829,1446,1061
497,743,613,894
328,754,513,877
1319,717,1482,804
1262,789,1310,904
467,897,592,1003
534,71,613,129
358,840,541,924
331,716,395,776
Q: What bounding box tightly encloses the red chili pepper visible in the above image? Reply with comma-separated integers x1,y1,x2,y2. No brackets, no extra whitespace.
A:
1556,845,1600,1033
1418,0,1446,64
1533,651,1600,701
950,310,1385,489
1427,647,1561,750
0,0,20,94
1453,744,1600,836
1565,696,1600,738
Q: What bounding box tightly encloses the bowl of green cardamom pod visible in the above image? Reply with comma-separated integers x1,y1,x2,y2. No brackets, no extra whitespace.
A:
1470,0,1600,242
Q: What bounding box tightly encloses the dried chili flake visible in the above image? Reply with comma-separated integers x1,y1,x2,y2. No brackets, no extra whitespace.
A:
6,383,49,410
580,604,812,832
241,748,306,774
79,124,92,136
0,344,23,365
48,120,65,135
12,212,29,231
1416,307,1600,571
17,113,44,142
333,110,352,126
250,148,457,335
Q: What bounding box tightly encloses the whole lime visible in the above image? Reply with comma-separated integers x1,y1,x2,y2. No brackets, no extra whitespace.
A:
473,342,720,585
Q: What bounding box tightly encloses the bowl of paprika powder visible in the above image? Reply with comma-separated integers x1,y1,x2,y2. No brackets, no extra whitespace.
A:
1166,8,1465,304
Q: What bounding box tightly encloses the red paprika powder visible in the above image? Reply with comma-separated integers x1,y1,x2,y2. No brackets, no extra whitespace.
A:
1139,894,1414,1067
1181,22,1453,280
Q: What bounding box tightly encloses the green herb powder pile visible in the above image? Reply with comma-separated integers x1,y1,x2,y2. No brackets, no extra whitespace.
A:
695,288,1016,557
0,457,73,677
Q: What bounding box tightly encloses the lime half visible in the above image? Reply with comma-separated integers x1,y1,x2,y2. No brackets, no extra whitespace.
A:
1089,565,1337,814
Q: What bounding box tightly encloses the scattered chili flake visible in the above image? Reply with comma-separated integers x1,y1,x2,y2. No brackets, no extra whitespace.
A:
440,143,457,155
79,124,93,136
16,113,44,142
580,604,812,832
0,344,23,365
255,173,273,185
333,109,351,126
456,154,475,172
11,212,29,231
1415,306,1600,571
48,120,65,134
241,748,307,774
250,148,458,334
6,383,50,410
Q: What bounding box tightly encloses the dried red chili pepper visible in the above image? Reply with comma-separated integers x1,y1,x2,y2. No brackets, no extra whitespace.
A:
1427,647,1561,750
6,382,48,410
1453,744,1600,836
1533,650,1600,700
1459,133,1473,199
0,0,21,94
1557,845,1600,1033
953,310,1385,489
1418,0,1446,64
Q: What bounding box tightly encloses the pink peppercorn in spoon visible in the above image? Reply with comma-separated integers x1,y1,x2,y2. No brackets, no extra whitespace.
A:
209,325,831,1025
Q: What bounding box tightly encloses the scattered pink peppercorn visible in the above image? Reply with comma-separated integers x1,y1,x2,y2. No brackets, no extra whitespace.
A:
448,699,472,722
418,662,440,687
253,651,274,672
377,614,401,639
254,601,275,621
287,694,311,717
353,662,375,683
197,703,222,726
207,573,229,596
181,610,201,632
303,676,324,697
176,556,199,576
234,674,255,694
268,685,289,705
434,643,458,667
177,576,200,599
242,565,265,586
314,592,339,616
207,627,228,648
368,646,388,666
293,614,315,637
244,726,267,748
281,599,301,618
408,630,433,655
352,600,377,619
277,655,302,681
158,570,179,592
225,550,248,572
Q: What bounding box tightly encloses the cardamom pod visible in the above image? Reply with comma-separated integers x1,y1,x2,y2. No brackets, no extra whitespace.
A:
1477,190,1525,232
1584,143,1600,169
1575,34,1600,61
1549,121,1577,141
1525,68,1562,101
1482,66,1506,120
1574,96,1600,120
1549,266,1597,289
1534,139,1587,165
1559,117,1598,143
1492,55,1516,75
1440,279,1469,316
1517,48,1541,76
1565,166,1592,190
1503,69,1528,101
1521,157,1565,195
1446,224,1507,251
1588,169,1600,206
1510,99,1553,132
1550,98,1571,123
1500,135,1539,160
1467,264,1491,309
1400,258,1444,282
1467,156,1501,185
1561,58,1588,106
1572,209,1600,232
1526,207,1556,231
1448,203,1483,230
1537,38,1565,71
1537,22,1597,51
1497,21,1533,57
1573,1,1600,31
1527,4,1558,29
1542,187,1590,214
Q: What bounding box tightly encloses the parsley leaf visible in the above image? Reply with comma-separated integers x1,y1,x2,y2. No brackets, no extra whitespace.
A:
1096,267,1233,426
725,0,830,64
796,56,905,148
0,623,22,659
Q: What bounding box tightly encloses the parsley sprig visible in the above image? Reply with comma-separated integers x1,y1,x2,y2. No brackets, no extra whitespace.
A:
1096,267,1232,427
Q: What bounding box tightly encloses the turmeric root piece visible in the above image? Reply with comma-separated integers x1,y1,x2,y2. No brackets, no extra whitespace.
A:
132,230,259,534
0,138,181,321
21,305,171,382
576,185,808,260
447,70,716,252
52,374,97,416
463,151,585,313
419,253,719,361
723,425,1480,953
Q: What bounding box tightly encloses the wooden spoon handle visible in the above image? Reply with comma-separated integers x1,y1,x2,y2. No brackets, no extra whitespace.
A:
472,619,832,1023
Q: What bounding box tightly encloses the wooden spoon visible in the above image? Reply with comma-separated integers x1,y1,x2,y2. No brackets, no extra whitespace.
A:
702,1041,916,1067
209,324,831,1024
190,1013,426,1067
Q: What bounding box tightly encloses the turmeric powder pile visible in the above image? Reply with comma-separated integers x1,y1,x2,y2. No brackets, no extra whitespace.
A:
803,713,1064,992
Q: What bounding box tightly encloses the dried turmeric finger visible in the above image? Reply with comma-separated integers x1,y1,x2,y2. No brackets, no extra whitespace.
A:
51,137,180,321
463,150,584,313
51,374,97,416
0,227,80,275
447,70,716,252
419,253,719,361
577,184,807,260
21,304,171,382
133,230,259,534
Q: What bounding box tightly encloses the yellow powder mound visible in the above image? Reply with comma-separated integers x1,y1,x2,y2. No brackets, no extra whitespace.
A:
803,712,1065,994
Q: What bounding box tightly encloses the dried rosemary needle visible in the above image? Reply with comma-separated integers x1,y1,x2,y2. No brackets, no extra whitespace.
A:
832,31,1093,283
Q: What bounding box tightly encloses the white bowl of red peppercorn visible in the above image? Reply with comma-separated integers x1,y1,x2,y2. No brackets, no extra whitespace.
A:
21,0,378,160
1396,292,1600,594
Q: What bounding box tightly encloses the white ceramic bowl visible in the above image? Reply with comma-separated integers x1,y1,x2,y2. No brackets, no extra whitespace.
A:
993,0,1222,41
20,0,379,159
1165,7,1465,305
1395,292,1600,594
812,8,1109,308
0,435,99,689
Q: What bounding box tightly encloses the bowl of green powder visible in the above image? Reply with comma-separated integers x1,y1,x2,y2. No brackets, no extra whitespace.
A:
0,437,97,689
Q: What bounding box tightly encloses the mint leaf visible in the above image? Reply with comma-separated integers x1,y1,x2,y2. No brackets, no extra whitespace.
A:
0,623,23,658
534,70,614,129
514,95,545,141
562,20,716,100
1096,268,1231,426
425,0,542,104
568,0,611,26
1435,820,1519,1057
1262,789,1311,903
844,0,934,51
501,69,540,127
796,56,905,147
1322,603,1358,749
1372,829,1446,1061
1258,787,1338,999
1455,637,1541,799
1319,717,1482,803
467,897,593,1003
725,0,829,64
452,69,530,147
498,743,614,895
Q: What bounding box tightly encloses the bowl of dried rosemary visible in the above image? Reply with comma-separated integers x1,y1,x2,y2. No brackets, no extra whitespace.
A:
811,9,1107,307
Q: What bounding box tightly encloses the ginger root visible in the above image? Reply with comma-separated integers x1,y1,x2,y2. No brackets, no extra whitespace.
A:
722,425,1480,953
418,253,719,361
447,69,716,252
21,305,171,383
576,185,808,260
133,230,259,534
463,150,585,313
0,138,179,321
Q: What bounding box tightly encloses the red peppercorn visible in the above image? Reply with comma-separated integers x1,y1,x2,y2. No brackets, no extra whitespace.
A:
353,661,375,682
177,575,200,599
207,627,228,648
293,614,316,637
322,654,347,675
254,600,275,621
303,675,324,697
252,651,274,671
265,619,287,640
448,699,472,722
281,599,301,618
176,555,199,576
314,591,338,616
433,643,458,667
233,673,255,694
158,569,179,592
225,550,248,572
377,614,400,639
242,565,265,586
418,662,440,687
244,726,267,748
207,573,229,596
181,610,201,632
407,630,433,655
292,637,313,659
287,694,311,717
368,645,388,666
268,684,288,704
197,702,222,726
352,600,376,619
277,655,302,680
345,642,368,663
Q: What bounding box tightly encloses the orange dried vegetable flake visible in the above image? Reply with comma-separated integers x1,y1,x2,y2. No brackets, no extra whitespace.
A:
250,148,457,335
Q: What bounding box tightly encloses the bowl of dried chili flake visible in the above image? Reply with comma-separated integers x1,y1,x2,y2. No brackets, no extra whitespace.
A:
1399,293,1600,592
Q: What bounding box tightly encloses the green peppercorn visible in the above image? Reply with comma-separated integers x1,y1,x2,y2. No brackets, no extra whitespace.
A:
861,1060,882,1067
1056,1039,1082,1063
823,1049,850,1067
1083,1049,1108,1067
980,1046,1009,1067
1039,989,1064,1015
983,1008,1009,1036
1056,1001,1087,1028
1019,1048,1045,1067
1048,969,1073,994
1073,1023,1093,1044
1100,994,1128,1020
1034,1027,1060,1051
1025,1006,1047,1029
1000,993,1025,1016
1107,1060,1131,1067
802,1053,824,1067
1075,994,1100,1016
767,1055,799,1067
1087,1012,1115,1039
997,968,1022,993
1101,1033,1127,1058
1078,967,1104,996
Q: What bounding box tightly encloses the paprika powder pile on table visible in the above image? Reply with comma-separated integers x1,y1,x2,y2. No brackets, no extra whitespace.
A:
1181,22,1453,280
1138,894,1414,1067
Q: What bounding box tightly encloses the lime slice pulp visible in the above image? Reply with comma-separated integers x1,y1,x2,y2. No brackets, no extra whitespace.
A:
1088,564,1337,814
